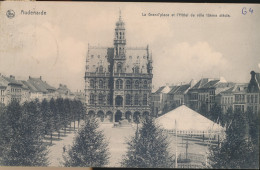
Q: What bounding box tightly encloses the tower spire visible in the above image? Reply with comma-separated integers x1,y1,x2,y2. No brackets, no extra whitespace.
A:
119,9,122,21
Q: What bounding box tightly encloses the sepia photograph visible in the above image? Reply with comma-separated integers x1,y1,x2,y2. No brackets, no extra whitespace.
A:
0,1,259,169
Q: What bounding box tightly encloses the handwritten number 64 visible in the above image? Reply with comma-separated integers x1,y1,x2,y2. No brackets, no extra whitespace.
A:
242,7,253,15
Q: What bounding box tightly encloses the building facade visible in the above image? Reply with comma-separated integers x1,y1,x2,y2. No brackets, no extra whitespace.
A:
0,75,23,105
84,13,153,123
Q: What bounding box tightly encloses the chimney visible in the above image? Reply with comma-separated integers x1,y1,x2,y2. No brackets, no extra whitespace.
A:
29,76,31,79
40,76,42,80
10,75,15,79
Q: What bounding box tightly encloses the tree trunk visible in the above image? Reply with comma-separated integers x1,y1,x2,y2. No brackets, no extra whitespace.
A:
78,118,80,128
64,125,66,135
58,130,60,139
74,120,75,130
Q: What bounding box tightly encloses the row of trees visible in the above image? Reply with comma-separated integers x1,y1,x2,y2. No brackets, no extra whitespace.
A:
63,107,259,168
63,116,176,168
0,98,85,166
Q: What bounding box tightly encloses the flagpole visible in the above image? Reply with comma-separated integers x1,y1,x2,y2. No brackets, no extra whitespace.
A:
175,119,178,168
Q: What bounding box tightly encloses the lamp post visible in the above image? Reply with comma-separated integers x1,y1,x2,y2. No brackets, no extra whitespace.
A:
175,119,178,168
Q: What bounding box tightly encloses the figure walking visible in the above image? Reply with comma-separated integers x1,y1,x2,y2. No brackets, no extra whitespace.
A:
63,145,66,153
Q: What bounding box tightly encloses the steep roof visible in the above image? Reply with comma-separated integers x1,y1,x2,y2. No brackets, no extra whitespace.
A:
191,78,211,90
155,105,224,132
22,80,38,93
17,80,29,90
201,80,220,88
154,86,166,94
27,77,56,93
174,84,190,95
1,76,23,86
168,85,180,94
221,86,235,94
256,72,260,85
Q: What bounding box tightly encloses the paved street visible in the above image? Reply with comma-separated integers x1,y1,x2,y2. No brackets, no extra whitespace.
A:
47,120,209,167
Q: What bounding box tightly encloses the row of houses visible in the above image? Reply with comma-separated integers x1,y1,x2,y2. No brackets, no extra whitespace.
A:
0,74,85,106
151,71,260,116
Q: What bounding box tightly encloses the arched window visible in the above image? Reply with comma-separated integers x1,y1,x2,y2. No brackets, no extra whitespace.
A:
143,94,148,105
115,96,123,106
126,94,131,105
126,80,131,89
90,79,95,88
116,79,123,89
99,66,103,73
134,66,140,74
143,80,148,89
117,63,123,73
134,80,139,89
98,93,103,105
107,93,111,105
90,93,95,104
99,80,104,89
134,94,139,105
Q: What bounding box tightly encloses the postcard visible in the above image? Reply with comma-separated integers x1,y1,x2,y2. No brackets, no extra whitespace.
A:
0,1,259,169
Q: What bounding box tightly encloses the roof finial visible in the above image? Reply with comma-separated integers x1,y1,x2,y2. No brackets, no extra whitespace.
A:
119,9,122,21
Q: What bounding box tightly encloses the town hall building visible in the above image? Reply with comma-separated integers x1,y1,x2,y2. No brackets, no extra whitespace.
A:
84,12,153,123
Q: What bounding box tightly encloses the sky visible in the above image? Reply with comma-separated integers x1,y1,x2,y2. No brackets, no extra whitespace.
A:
0,2,260,91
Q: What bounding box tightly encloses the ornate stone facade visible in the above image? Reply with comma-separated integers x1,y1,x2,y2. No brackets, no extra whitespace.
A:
84,12,153,123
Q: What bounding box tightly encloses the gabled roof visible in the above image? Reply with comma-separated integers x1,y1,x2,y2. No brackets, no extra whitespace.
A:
174,84,190,95
220,83,247,95
27,77,56,93
168,85,180,94
17,80,29,90
1,76,23,86
190,78,211,90
201,80,220,88
0,81,7,88
221,86,235,94
154,86,166,94
232,83,248,93
22,80,39,93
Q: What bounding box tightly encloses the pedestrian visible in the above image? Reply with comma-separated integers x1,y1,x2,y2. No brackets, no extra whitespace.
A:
63,145,66,153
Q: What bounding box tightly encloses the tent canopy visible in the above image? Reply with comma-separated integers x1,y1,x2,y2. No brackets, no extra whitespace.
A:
155,105,224,132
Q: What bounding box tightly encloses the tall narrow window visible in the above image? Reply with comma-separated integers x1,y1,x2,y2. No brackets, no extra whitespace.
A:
134,66,140,74
117,63,123,73
126,80,131,89
99,80,104,89
107,93,111,105
116,79,123,89
143,94,148,105
98,93,103,105
99,66,103,73
90,93,95,104
135,80,139,89
143,80,148,89
126,94,131,105
134,94,139,105
90,79,95,88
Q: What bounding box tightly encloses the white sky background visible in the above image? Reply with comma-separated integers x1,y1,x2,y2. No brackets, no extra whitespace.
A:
0,2,260,91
